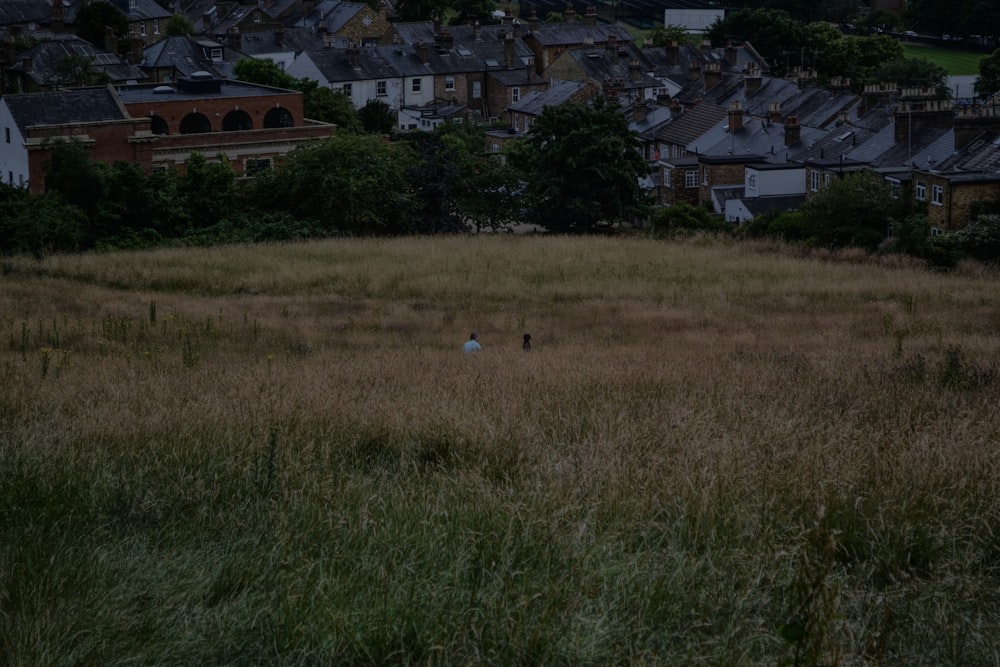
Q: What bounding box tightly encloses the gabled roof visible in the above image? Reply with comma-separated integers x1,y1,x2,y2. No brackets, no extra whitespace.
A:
508,79,590,115
320,2,366,33
690,115,826,162
236,27,324,56
10,34,147,86
106,0,171,21
3,87,127,132
654,102,725,146
525,22,633,47
936,132,1000,173
141,35,228,78
0,0,53,26
741,194,806,216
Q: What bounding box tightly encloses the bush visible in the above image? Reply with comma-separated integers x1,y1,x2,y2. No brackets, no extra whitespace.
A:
647,203,730,238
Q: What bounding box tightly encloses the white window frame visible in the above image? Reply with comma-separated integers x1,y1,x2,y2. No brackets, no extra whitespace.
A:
702,166,708,186
376,80,387,96
513,114,520,131
412,78,421,93
663,169,671,187
915,181,927,201
472,80,481,99
686,170,698,188
445,77,455,92
153,19,159,35
140,21,146,37
931,184,943,206
511,87,520,103
342,83,352,97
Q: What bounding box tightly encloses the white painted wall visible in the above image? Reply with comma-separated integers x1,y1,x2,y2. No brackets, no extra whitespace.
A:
746,165,806,197
0,102,29,188
663,9,725,33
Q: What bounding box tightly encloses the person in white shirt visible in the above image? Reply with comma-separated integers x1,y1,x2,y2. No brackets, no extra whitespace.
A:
463,332,481,353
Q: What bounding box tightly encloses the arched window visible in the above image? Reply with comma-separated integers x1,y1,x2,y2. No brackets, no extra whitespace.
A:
150,115,169,135
263,107,294,128
222,109,253,132
179,112,211,134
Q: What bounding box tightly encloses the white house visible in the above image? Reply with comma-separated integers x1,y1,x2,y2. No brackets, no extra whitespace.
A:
725,164,807,223
0,101,29,188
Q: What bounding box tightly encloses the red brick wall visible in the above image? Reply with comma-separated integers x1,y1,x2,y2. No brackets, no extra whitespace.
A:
121,91,304,135
25,118,153,194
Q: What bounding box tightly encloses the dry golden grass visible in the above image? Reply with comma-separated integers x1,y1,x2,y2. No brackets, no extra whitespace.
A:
2,236,1000,664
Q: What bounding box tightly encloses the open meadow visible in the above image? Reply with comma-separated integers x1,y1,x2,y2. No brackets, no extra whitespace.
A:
2,236,1000,665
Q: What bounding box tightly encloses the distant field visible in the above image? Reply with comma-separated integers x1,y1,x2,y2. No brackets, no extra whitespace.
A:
3,238,1000,664
902,43,985,75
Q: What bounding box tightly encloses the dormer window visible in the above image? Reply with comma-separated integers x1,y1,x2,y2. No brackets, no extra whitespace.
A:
254,13,262,23
129,0,136,8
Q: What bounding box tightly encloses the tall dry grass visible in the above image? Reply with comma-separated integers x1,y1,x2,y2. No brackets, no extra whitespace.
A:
2,237,999,665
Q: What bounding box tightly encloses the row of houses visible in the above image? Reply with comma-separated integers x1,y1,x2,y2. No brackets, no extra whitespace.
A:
2,1,1000,232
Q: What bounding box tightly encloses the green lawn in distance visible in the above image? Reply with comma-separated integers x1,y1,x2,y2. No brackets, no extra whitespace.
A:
902,43,986,75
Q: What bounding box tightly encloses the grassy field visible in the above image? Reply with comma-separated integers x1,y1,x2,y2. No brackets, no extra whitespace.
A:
2,237,1000,665
902,44,985,75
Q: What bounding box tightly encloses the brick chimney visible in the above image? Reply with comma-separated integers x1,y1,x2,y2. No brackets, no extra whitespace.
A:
724,41,737,67
894,98,954,143
51,0,64,33
629,58,642,83
104,26,117,54
503,30,515,68
564,2,576,22
743,62,761,94
784,116,800,146
704,61,721,89
585,4,597,26
512,19,520,39
472,20,481,40
955,105,1000,150
416,38,428,63
688,60,700,81
767,101,781,123
727,100,743,133
606,34,618,65
275,27,285,47
669,98,682,117
666,40,678,66
633,99,649,124
347,42,360,68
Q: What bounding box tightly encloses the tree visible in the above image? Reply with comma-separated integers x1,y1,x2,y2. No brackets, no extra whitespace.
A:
244,135,417,235
874,58,949,99
799,172,896,250
43,139,106,221
165,13,195,36
707,9,806,76
176,153,238,235
394,0,449,22
975,48,1000,98
649,25,695,47
75,2,128,53
827,34,905,88
507,98,650,233
357,99,396,135
299,82,361,131
233,57,297,89
647,203,729,237
49,55,111,88
0,183,84,256
449,0,499,26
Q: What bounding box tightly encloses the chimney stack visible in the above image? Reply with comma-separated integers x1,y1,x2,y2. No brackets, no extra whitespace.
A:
666,40,678,66
633,99,649,124
473,20,481,40
504,29,515,68
275,27,285,47
727,100,743,133
629,58,642,83
105,26,117,54
51,0,64,33
416,38,428,63
606,34,618,65
585,4,597,26
688,59,700,81
743,62,761,94
669,98,682,117
767,101,781,123
783,116,800,146
724,41,737,66
347,42,360,67
564,2,576,22
704,61,721,89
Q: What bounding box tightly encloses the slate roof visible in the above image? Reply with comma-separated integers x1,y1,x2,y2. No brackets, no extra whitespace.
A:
106,0,171,21
690,115,826,162
10,34,147,86
653,102,725,147
236,28,325,56
508,79,590,115
629,105,673,135
296,0,342,29
141,35,229,78
936,132,1000,172
0,0,52,26
525,22,633,46
3,87,127,132
319,2,366,33
302,43,489,83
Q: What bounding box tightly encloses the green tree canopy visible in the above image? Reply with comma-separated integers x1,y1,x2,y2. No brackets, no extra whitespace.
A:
874,57,949,99
233,58,360,130
507,98,649,233
975,48,1000,98
243,134,417,235
165,13,195,36
707,8,806,75
799,171,897,250
357,99,397,135
233,57,298,88
76,2,128,51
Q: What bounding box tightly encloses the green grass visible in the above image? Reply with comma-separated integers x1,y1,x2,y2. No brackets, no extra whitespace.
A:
902,44,985,75
2,237,1000,664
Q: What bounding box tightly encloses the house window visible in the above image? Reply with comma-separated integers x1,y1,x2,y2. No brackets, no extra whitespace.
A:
492,143,500,153
915,181,926,201
524,119,530,132
377,80,387,96
702,166,708,186
153,19,159,35
747,173,757,190
824,173,831,186
412,78,421,93
931,227,942,236
129,24,135,35
512,87,520,103
140,22,146,37
472,81,481,99
129,0,136,7
4,127,9,143
931,184,943,206
210,48,223,62
685,170,698,188
342,83,352,97
445,77,455,91
663,169,671,187
513,115,520,131
245,158,272,176
889,181,900,199
672,145,683,158
254,13,262,23
810,171,821,192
